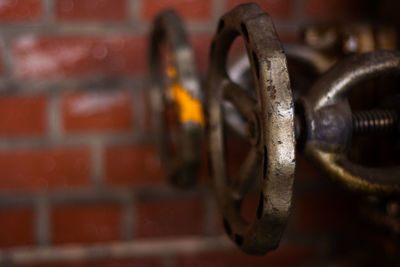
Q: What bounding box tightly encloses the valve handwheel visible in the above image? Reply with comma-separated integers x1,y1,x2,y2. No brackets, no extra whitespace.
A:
206,3,296,255
149,10,204,188
302,51,400,194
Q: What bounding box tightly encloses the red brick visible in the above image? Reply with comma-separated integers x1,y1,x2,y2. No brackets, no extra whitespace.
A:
213,193,259,235
136,198,204,238
201,132,253,184
0,207,35,248
190,34,213,76
175,245,315,267
0,147,91,192
240,194,260,224
61,92,132,133
51,203,121,244
143,91,152,132
12,36,146,80
56,0,128,22
0,0,42,22
0,95,47,136
105,145,164,186
226,0,293,19
226,136,250,179
142,0,212,22
225,36,247,69
278,30,299,43
304,0,360,19
0,49,3,76
18,258,163,267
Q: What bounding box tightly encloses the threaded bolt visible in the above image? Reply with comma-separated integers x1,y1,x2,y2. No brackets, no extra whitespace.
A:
352,109,398,135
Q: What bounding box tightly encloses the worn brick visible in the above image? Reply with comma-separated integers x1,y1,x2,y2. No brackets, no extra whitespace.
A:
0,95,47,136
0,48,3,76
56,0,128,22
213,193,259,235
200,132,252,184
142,0,212,22
0,147,91,192
12,36,146,80
51,203,122,244
226,0,293,19
0,0,42,22
304,0,360,19
0,207,35,248
190,34,213,76
61,92,133,133
225,135,251,179
240,194,260,224
105,145,164,186
142,91,153,132
136,198,204,238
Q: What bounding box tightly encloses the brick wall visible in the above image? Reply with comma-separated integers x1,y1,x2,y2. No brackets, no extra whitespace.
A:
0,0,397,266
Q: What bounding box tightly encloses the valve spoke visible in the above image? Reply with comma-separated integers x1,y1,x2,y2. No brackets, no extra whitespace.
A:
230,147,261,200
223,81,257,120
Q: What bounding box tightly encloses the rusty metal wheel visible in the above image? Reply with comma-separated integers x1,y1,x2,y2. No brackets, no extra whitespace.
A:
302,50,400,194
206,3,296,255
226,43,334,136
149,10,204,188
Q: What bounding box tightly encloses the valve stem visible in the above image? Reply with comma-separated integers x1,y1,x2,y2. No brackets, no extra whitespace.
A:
352,109,399,135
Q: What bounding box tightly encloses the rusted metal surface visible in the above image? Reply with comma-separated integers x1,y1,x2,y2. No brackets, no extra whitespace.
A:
228,43,334,83
301,51,400,194
206,3,295,255
149,10,203,188
283,43,334,74
225,43,334,136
